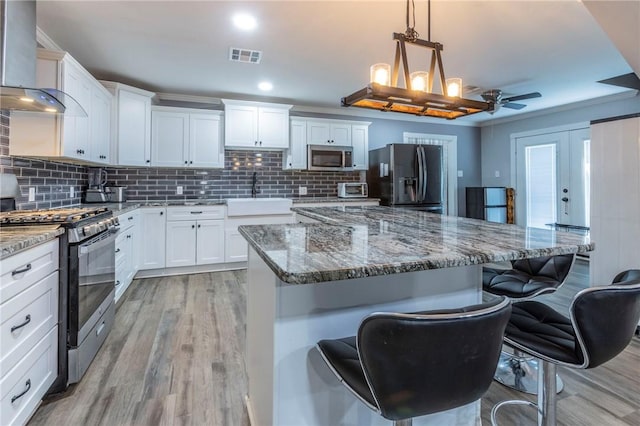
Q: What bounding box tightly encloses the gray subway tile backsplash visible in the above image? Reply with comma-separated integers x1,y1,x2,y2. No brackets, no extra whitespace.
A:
1,110,361,209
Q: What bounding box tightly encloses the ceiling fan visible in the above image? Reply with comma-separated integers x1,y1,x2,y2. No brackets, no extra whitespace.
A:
480,89,542,112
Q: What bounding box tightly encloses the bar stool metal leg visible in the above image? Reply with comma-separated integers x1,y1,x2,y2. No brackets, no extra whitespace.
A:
538,361,556,426
494,349,564,394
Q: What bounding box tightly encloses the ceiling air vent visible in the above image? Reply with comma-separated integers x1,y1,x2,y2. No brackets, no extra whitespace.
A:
229,47,262,64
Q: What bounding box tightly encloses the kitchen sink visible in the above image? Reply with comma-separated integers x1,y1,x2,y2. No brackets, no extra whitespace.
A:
226,198,293,216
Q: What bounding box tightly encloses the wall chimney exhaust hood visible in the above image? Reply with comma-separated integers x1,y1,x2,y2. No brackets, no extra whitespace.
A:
0,0,86,116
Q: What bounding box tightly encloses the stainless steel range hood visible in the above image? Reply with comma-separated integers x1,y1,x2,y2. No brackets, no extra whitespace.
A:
0,0,86,116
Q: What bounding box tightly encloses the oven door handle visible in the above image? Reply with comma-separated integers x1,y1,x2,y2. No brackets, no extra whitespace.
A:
79,228,119,255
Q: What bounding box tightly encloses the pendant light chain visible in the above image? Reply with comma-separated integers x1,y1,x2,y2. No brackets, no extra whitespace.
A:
404,0,419,42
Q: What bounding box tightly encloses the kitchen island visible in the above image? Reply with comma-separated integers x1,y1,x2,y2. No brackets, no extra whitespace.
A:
238,206,593,426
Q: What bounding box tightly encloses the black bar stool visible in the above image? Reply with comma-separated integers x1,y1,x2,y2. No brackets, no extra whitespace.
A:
491,270,640,426
316,297,511,426
483,254,575,394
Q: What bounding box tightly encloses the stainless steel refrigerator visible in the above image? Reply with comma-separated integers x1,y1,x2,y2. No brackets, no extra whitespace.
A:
368,144,443,213
465,187,507,223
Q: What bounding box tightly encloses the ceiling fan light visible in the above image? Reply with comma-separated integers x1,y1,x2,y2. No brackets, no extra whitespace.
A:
370,63,391,86
446,78,462,97
410,71,429,92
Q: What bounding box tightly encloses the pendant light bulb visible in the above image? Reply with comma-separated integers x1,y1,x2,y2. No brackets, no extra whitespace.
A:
446,78,463,97
410,71,429,92
370,63,391,86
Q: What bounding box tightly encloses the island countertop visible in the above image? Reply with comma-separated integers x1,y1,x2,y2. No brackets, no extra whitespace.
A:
238,206,594,285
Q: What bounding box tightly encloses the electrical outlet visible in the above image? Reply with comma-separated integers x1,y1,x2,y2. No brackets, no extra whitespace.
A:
28,187,36,202
299,186,307,196
176,186,183,195
70,186,75,198
494,170,501,178
457,170,463,178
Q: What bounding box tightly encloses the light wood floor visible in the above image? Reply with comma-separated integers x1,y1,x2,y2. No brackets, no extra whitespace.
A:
29,260,639,425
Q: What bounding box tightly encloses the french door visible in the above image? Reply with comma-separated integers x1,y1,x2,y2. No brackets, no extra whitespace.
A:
515,128,590,228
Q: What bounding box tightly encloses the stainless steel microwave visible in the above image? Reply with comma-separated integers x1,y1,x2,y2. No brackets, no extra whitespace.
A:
307,145,353,171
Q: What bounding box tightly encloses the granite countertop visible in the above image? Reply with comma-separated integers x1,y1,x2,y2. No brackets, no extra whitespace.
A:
0,225,65,260
238,206,594,285
290,197,380,204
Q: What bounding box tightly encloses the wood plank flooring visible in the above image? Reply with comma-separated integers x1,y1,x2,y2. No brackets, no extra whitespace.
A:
29,260,639,425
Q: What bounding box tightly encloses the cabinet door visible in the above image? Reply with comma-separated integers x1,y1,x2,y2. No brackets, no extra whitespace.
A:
331,123,352,146
284,119,307,169
151,111,189,167
258,107,289,148
307,121,332,146
196,220,225,265
166,221,197,267
190,114,223,168
224,105,258,147
62,63,91,159
351,124,369,170
225,228,248,262
139,208,166,270
90,88,111,164
118,90,152,166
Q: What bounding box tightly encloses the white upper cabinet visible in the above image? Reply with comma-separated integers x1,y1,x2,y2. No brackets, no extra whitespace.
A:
307,120,352,146
10,49,112,165
100,81,155,167
222,99,292,149
151,106,223,168
351,124,370,171
283,119,307,170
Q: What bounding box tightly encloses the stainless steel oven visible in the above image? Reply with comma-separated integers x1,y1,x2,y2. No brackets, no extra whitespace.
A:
308,145,353,171
67,223,118,384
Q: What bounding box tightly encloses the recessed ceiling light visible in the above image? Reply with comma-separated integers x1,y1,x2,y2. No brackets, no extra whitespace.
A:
258,81,273,91
233,13,257,31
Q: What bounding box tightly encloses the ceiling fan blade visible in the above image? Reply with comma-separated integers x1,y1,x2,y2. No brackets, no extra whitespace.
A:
502,92,541,102
502,102,527,110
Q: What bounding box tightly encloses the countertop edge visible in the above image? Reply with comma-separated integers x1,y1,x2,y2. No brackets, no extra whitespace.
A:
0,226,64,260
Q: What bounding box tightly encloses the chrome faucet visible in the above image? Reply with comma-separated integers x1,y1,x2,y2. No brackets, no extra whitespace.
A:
251,171,260,198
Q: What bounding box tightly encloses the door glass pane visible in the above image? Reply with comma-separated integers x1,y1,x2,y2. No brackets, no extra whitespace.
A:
526,144,556,228
584,139,591,227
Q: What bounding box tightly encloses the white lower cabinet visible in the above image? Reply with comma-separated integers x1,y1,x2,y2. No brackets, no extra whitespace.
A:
115,209,139,302
138,207,167,270
0,240,59,426
224,214,295,262
165,206,225,267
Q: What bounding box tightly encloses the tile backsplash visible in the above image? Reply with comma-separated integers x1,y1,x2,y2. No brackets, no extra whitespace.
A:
1,110,86,210
1,110,361,208
104,150,361,201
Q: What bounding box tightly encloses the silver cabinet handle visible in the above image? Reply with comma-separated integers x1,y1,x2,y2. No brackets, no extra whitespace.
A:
11,314,31,332
11,379,31,404
12,263,31,276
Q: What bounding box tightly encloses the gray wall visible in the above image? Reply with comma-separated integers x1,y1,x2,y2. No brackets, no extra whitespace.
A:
292,111,482,215
481,94,640,187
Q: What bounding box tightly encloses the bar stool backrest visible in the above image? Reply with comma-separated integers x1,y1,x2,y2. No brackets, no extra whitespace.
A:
356,298,511,421
571,280,640,368
510,254,574,284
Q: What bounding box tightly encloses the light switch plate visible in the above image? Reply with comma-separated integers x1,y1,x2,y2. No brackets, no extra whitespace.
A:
299,186,307,196
494,170,501,178
176,186,183,195
28,187,35,202
70,186,75,198
457,170,463,178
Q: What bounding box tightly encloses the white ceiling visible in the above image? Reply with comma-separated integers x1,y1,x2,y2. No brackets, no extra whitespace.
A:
35,0,638,126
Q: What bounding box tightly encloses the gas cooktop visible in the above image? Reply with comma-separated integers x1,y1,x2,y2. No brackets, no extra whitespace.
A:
0,207,111,225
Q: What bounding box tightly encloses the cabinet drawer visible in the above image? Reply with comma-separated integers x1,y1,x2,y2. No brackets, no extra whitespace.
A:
1,240,58,304
0,326,57,426
166,206,225,221
116,209,139,232
1,271,58,374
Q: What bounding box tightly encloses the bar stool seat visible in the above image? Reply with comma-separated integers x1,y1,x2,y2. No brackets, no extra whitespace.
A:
317,297,512,426
491,271,640,426
482,254,575,394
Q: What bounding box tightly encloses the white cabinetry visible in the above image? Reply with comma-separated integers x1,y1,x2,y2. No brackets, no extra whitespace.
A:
307,120,352,146
351,124,370,170
151,107,223,168
115,209,139,302
283,119,307,170
10,49,112,165
100,81,155,167
0,240,59,426
165,206,225,267
138,207,166,270
222,100,292,149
